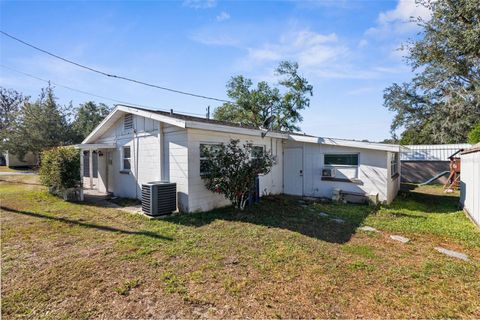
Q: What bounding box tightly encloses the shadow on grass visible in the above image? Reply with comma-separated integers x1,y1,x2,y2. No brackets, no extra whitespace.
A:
0,206,173,241
396,189,460,214
166,196,375,244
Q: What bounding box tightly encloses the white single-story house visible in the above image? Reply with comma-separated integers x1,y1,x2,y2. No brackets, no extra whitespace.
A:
78,105,401,213
1,151,38,167
460,143,480,227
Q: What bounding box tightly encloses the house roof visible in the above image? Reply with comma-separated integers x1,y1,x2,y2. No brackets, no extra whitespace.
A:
82,104,400,153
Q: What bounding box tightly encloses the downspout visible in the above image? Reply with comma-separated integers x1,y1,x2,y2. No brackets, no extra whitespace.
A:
159,122,164,181
133,128,139,199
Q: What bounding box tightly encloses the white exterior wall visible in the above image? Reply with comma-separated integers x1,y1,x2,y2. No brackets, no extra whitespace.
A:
4,151,37,167
460,150,480,226
386,152,401,204
284,141,394,203
94,114,162,199
186,128,284,212
163,125,189,212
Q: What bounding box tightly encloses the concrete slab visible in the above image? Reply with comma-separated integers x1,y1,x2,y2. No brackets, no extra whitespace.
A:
359,226,379,232
390,235,410,243
435,247,469,261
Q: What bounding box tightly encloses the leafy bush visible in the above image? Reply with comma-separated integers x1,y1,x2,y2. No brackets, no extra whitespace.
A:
202,139,273,210
467,123,480,144
39,146,81,192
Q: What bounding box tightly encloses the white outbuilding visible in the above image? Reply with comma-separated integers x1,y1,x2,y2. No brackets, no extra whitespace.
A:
460,143,480,227
78,105,401,213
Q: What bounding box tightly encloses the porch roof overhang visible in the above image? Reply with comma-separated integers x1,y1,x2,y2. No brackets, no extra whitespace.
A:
75,143,116,150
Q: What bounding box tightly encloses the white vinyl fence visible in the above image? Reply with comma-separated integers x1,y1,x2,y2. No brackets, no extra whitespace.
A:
460,145,480,227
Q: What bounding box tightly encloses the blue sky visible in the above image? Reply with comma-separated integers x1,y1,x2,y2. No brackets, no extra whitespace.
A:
0,0,430,141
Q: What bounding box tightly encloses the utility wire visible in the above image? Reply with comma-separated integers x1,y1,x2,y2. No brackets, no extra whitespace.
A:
0,64,206,117
0,30,232,104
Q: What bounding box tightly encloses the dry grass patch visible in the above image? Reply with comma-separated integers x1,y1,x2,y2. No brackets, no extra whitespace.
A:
1,178,479,318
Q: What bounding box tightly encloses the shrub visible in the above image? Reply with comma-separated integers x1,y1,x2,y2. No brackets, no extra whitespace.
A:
202,139,273,210
39,146,81,192
467,123,480,144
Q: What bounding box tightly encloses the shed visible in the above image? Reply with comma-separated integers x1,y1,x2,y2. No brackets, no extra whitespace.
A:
401,144,471,184
460,143,480,227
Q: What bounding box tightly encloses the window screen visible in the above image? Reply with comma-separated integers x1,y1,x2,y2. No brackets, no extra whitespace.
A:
324,154,358,166
251,146,265,159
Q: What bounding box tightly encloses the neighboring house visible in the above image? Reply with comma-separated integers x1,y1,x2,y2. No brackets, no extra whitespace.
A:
78,105,401,212
460,143,480,227
1,151,38,168
401,144,471,184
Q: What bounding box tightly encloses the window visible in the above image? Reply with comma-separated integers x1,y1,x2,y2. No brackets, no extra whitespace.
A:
324,154,359,166
200,144,221,176
251,145,265,160
391,152,399,177
124,114,133,130
122,146,131,171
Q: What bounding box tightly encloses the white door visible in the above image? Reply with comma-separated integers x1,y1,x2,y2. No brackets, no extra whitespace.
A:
284,148,303,196
106,151,114,193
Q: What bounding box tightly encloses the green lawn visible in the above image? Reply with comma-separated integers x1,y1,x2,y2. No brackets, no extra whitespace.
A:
1,177,479,319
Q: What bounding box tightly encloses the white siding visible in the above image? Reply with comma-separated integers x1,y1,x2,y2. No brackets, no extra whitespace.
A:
284,141,394,203
387,152,401,204
460,149,480,226
92,114,161,199
163,125,189,212
186,128,284,212
401,144,471,161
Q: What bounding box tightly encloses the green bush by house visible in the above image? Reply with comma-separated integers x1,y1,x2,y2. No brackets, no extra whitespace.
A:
39,146,81,192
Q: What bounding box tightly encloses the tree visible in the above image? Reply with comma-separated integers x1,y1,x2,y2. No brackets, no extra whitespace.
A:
0,88,26,153
384,0,480,144
71,101,110,142
214,61,313,132
202,139,273,210
5,85,73,159
468,123,480,144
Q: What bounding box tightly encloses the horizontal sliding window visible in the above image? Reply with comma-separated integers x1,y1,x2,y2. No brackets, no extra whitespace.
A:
324,154,358,166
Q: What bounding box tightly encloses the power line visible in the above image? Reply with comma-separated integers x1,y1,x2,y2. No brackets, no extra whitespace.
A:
0,64,206,117
0,30,231,104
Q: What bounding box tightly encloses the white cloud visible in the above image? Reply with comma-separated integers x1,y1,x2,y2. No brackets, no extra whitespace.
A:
182,0,216,9
366,0,431,36
244,29,346,68
216,11,230,22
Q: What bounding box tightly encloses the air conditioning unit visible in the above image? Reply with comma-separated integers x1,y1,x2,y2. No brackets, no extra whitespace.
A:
322,167,336,178
141,181,177,216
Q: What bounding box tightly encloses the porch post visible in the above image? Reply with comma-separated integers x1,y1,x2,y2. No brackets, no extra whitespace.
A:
89,149,94,189
79,149,84,200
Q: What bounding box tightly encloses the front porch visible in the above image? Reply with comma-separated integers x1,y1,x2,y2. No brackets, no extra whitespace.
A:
76,143,116,197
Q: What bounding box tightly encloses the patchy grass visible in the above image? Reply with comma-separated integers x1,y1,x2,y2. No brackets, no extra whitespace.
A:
1,178,479,319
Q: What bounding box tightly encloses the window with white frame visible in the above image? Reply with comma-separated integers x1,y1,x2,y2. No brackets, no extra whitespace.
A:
391,152,399,177
124,114,133,130
250,145,265,160
122,146,131,171
324,154,359,166
200,143,221,176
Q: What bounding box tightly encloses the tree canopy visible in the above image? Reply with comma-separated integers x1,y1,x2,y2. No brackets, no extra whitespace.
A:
384,0,480,144
214,61,313,132
0,85,111,159
71,101,111,141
